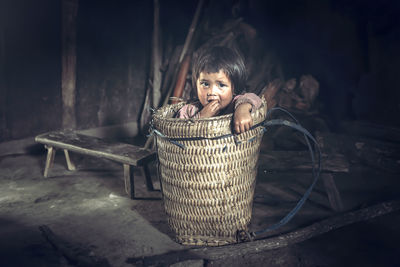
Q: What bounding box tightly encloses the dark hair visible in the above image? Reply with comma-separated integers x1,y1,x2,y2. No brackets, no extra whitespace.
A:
191,46,247,95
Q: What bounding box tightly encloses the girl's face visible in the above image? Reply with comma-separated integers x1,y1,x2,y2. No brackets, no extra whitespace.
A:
196,69,233,110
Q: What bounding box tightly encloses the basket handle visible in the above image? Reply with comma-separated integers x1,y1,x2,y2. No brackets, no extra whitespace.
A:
246,108,321,240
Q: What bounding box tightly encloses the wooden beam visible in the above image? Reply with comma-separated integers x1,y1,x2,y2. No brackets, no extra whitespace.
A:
61,0,78,129
128,200,400,265
193,200,400,260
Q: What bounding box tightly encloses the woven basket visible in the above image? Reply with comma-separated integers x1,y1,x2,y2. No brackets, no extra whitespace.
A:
153,99,267,246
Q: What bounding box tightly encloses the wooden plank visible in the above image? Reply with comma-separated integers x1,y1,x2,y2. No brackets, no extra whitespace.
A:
258,151,349,173
35,131,155,166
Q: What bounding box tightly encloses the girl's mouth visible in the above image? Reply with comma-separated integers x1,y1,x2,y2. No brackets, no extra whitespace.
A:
207,98,219,102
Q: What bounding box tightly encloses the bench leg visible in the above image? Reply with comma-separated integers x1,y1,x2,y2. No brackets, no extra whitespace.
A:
322,173,344,212
63,149,76,171
124,164,134,199
140,164,154,191
44,146,56,178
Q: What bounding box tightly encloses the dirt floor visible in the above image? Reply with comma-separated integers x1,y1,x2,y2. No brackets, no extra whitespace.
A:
0,125,400,266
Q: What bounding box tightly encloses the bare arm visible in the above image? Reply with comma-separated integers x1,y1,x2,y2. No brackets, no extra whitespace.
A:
233,102,253,134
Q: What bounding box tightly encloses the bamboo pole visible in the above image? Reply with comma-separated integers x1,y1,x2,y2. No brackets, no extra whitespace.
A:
162,0,205,107
179,0,204,63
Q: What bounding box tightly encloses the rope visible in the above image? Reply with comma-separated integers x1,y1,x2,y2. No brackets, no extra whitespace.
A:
151,107,321,241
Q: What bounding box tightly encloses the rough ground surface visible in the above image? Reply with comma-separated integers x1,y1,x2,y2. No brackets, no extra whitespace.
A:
0,132,399,266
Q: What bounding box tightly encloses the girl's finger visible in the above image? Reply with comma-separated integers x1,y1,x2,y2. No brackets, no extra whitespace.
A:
213,101,220,108
240,124,245,133
235,123,240,134
244,122,250,132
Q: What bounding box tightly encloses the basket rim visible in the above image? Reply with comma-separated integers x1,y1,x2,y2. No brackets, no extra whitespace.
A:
152,97,267,139
153,97,267,123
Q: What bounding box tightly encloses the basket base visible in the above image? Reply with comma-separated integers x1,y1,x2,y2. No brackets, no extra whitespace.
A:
176,235,238,247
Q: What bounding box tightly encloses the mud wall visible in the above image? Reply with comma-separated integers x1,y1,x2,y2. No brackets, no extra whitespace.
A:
246,0,400,126
0,0,154,141
1,0,399,142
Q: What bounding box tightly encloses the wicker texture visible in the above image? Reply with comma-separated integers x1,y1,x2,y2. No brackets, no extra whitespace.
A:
153,99,267,246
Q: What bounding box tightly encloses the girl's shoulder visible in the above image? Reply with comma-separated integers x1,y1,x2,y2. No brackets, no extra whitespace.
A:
233,93,262,111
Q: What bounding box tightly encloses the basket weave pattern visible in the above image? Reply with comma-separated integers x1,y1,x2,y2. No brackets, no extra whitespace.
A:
153,100,267,246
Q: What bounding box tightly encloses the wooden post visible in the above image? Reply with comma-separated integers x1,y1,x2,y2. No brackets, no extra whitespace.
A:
0,7,7,140
152,0,162,109
61,0,78,129
139,0,162,133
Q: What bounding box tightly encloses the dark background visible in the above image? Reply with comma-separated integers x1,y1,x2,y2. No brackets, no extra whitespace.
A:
1,0,399,142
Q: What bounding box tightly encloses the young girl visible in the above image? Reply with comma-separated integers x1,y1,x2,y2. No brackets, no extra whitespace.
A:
176,46,262,134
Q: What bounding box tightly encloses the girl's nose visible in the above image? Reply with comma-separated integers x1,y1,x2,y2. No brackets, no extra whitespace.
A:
209,84,219,95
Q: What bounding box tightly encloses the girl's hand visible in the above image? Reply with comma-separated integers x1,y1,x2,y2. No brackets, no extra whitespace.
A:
199,100,221,118
233,103,253,134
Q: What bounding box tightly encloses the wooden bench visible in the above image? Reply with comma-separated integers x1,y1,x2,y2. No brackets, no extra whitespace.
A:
35,130,156,199
258,150,347,212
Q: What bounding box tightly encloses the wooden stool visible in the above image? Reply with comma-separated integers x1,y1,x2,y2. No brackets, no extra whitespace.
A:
35,130,156,199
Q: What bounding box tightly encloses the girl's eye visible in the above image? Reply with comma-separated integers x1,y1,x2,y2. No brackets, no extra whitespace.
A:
218,82,227,88
200,81,209,87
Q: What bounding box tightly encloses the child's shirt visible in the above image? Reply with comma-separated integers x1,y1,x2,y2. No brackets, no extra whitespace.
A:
176,93,262,119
